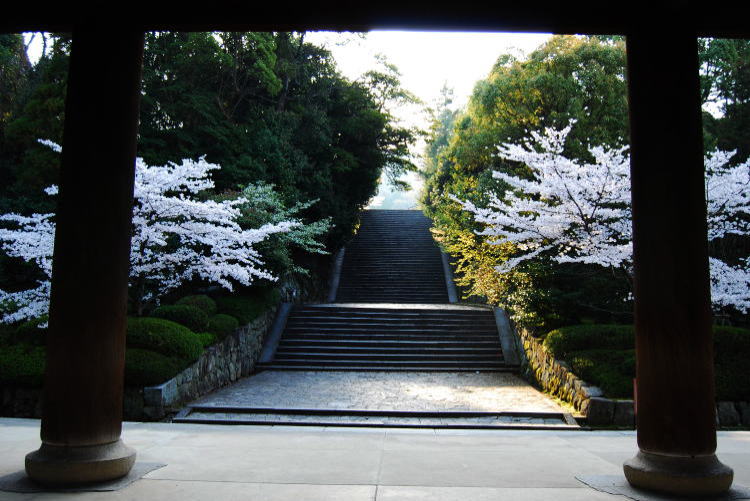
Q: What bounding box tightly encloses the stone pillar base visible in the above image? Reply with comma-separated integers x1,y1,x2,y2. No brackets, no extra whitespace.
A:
624,450,733,497
25,439,136,486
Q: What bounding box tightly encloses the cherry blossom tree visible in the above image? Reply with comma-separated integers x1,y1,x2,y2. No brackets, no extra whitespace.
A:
454,121,750,313
0,143,297,323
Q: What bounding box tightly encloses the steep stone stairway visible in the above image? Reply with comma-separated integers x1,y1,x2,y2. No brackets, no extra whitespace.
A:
257,304,511,371
335,210,448,303
176,210,578,429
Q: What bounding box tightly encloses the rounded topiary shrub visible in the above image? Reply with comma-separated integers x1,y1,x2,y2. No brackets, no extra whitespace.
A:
0,344,46,387
151,304,209,333
126,317,203,362
543,324,634,357
196,332,217,348
175,294,217,315
207,314,239,340
124,348,184,387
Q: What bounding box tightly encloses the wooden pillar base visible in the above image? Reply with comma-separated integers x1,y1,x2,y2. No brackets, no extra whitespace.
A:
624,451,733,497
25,439,136,486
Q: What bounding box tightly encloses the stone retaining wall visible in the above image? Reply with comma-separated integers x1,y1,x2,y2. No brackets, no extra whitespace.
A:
124,305,278,420
515,325,750,428
1,306,278,421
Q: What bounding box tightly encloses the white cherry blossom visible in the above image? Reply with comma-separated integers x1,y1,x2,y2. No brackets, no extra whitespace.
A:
454,122,750,313
0,143,297,323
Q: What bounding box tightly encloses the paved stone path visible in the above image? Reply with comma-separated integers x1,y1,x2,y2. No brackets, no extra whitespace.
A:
193,370,567,413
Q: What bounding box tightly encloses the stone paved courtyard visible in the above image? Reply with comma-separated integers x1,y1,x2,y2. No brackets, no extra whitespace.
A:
1,419,749,500
192,370,568,413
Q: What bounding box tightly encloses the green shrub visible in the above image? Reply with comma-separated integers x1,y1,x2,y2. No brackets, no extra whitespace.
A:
215,288,279,325
196,332,217,348
570,349,636,399
151,305,209,333
544,324,750,401
0,344,46,386
126,317,202,361
175,295,217,315
124,348,184,387
543,324,634,358
207,314,239,339
14,316,49,346
714,326,750,401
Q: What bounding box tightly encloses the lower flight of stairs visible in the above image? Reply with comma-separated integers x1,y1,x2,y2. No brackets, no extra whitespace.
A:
257,304,516,372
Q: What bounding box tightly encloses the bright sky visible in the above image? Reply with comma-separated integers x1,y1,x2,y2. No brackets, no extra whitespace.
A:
306,31,552,208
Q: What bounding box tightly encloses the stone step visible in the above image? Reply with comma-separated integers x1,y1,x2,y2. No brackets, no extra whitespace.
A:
256,364,515,372
174,406,580,430
280,339,501,347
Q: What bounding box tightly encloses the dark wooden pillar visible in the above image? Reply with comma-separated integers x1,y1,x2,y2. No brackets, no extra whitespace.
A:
25,30,144,486
623,30,733,496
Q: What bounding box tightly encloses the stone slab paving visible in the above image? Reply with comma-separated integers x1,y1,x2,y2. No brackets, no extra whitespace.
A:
192,370,567,413
1,419,748,500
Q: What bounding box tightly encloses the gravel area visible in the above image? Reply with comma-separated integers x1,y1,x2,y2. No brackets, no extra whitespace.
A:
192,370,567,413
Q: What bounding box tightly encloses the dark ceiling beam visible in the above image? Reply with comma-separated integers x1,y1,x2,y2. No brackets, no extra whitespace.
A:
2,3,749,37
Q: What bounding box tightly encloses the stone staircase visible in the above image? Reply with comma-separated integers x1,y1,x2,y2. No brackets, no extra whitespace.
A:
175,210,579,429
257,304,513,372
335,210,448,303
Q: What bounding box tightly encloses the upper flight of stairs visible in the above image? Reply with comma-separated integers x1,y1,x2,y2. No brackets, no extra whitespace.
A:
257,304,516,372
335,210,448,303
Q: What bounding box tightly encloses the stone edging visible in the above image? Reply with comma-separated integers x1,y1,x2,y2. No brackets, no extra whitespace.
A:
509,321,749,428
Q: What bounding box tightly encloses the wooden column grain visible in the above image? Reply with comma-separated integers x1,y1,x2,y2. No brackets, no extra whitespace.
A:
25,29,144,485
624,29,733,495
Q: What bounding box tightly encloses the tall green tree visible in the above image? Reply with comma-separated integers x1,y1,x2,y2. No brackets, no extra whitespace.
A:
0,34,69,213
421,35,631,330
699,38,750,164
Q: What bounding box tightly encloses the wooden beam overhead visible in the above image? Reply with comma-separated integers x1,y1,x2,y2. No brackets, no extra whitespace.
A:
3,2,749,37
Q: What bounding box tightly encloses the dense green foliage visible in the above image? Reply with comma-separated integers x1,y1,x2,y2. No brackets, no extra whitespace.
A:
13,315,48,346
151,304,210,333
195,332,217,348
215,287,280,325
0,34,68,214
126,316,203,361
0,343,45,386
421,35,631,330
206,313,240,339
175,294,218,315
136,31,408,250
0,32,417,306
421,35,750,330
124,348,185,387
544,324,750,401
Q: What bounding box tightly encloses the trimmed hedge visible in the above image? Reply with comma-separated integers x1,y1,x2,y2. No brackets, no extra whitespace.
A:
207,314,239,340
215,289,279,325
124,348,184,387
175,295,218,315
196,332,217,348
543,324,634,355
543,324,750,401
0,344,45,387
151,304,209,333
126,317,203,361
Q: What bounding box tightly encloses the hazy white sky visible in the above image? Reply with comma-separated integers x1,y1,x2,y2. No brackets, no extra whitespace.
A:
307,31,551,125
305,31,552,208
